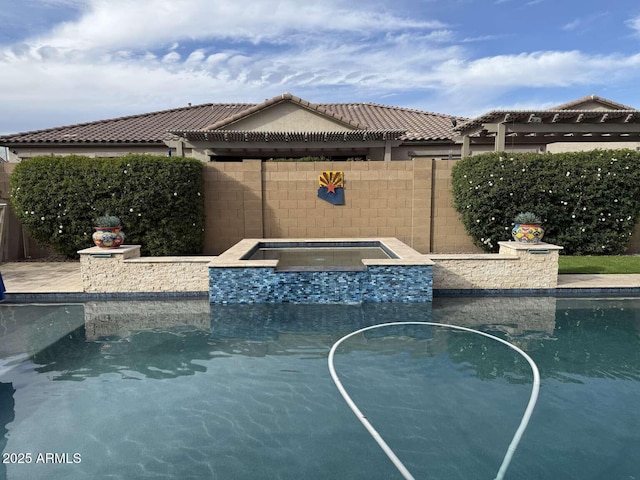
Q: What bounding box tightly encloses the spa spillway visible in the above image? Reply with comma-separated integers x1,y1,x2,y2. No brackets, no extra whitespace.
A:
208,238,433,304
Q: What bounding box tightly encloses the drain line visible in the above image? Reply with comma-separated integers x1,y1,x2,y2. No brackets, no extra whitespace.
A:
328,321,541,480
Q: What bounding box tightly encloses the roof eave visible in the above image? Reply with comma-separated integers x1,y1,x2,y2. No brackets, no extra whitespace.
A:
1,139,164,147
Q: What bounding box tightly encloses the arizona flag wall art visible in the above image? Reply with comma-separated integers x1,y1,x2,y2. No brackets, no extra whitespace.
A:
317,171,345,205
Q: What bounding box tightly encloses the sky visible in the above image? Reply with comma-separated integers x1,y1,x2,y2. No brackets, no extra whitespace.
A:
1,0,640,134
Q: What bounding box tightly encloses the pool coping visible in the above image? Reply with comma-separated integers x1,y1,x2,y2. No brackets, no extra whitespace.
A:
209,237,434,268
2,291,208,303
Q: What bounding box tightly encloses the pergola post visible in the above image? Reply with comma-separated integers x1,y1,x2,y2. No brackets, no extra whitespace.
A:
384,140,392,161
461,135,470,158
495,123,506,152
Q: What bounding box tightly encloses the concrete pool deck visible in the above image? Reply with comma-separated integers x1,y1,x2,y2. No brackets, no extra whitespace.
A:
2,261,640,297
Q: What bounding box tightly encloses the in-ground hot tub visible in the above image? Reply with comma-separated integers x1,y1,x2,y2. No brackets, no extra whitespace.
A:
208,238,433,304
245,241,395,271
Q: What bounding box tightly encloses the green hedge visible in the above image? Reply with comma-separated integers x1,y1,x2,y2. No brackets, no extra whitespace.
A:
10,154,205,258
451,150,640,255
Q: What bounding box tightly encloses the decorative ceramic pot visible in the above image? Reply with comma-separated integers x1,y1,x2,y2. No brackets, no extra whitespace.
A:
512,224,544,243
92,226,125,248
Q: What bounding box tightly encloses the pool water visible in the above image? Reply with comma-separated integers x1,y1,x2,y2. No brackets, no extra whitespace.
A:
247,247,391,270
1,297,639,479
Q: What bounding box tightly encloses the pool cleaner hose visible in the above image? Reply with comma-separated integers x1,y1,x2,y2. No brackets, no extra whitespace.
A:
328,321,540,480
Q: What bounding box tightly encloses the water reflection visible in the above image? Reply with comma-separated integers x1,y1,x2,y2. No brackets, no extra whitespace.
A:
434,296,640,382
4,297,639,383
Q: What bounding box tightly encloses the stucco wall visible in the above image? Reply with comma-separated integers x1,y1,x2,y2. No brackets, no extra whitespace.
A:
228,102,353,132
547,142,640,153
7,145,170,159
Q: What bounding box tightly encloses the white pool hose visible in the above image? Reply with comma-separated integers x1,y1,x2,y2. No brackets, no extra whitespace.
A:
328,321,541,480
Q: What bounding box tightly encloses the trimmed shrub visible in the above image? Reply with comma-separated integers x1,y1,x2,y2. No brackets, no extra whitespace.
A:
451,150,640,255
10,154,205,258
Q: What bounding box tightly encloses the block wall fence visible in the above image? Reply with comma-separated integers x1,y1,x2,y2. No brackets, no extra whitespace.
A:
3,159,640,258
203,159,481,255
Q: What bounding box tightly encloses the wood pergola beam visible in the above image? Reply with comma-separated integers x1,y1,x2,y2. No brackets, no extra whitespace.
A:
483,122,640,134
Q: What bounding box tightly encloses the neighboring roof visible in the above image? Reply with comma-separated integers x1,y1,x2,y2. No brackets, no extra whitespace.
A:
551,94,636,111
0,93,463,145
456,110,640,135
455,94,640,135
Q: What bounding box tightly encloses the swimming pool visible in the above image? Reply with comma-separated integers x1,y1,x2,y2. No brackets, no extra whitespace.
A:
1,297,639,479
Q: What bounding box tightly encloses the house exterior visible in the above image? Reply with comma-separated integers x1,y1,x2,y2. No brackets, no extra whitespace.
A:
0,93,463,162
1,93,639,162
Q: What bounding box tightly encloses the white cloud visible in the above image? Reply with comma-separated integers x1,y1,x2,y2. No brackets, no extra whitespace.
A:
161,51,181,64
431,51,640,91
626,16,640,34
2,1,640,133
562,19,581,31
26,0,445,53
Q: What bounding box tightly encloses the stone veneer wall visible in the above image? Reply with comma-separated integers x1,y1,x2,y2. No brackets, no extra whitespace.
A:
78,242,563,296
78,246,214,293
429,241,563,290
208,265,433,304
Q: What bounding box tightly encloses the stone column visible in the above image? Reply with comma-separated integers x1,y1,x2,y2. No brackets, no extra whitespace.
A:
497,241,564,288
78,245,141,292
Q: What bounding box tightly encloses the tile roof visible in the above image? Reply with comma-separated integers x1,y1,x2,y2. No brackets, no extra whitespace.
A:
0,94,464,145
0,103,253,145
323,102,461,141
551,94,636,111
455,95,640,135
